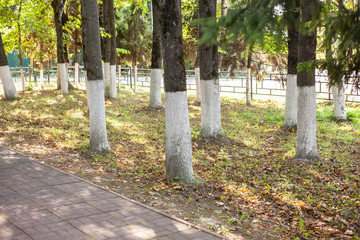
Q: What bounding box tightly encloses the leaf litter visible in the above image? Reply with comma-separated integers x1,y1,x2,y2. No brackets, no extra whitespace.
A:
0,88,359,239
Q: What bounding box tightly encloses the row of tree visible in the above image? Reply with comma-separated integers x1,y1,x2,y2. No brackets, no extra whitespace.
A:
1,0,359,182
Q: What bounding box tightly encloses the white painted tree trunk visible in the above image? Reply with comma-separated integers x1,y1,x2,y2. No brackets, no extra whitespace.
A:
20,66,25,91
200,79,223,138
246,68,251,105
165,91,195,183
0,65,19,99
58,63,68,94
150,68,162,108
118,65,121,91
283,74,297,128
103,62,110,96
295,86,320,162
109,64,116,98
134,65,137,93
195,67,201,103
87,80,110,153
57,66,61,89
40,68,44,89
74,63,79,88
332,81,346,120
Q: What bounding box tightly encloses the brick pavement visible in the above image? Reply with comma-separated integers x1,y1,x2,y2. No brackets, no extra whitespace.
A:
0,146,224,240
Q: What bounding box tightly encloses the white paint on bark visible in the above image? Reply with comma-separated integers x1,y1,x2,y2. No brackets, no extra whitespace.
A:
150,68,162,108
74,63,79,88
165,91,195,183
294,86,320,162
103,62,110,96
0,65,19,99
58,63,68,94
200,79,223,138
332,81,347,120
87,80,110,153
246,68,251,105
283,74,297,128
109,65,116,98
56,65,61,89
195,67,201,103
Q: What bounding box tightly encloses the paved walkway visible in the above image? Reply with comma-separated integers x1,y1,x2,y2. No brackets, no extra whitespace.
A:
0,146,223,240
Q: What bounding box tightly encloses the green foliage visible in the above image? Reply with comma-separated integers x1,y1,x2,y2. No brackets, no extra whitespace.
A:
116,0,151,67
182,0,199,66
0,0,57,66
317,1,360,88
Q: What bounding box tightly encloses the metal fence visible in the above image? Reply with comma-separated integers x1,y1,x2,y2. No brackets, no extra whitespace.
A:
7,66,360,103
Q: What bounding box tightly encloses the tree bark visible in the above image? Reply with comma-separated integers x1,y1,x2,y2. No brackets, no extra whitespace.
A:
109,0,117,98
150,0,162,109
102,0,111,97
81,0,110,153
74,47,79,87
195,25,201,103
283,0,300,128
332,80,347,120
246,47,252,106
51,0,68,94
160,0,195,183
0,32,19,99
294,0,320,162
218,0,228,69
199,0,223,138
17,1,25,92
329,0,347,120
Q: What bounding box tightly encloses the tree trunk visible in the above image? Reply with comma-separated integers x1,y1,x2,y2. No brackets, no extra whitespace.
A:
52,0,68,94
0,32,19,99
329,0,346,121
246,47,252,106
332,80,347,120
40,66,44,89
199,0,223,138
74,47,79,87
109,0,117,98
160,0,195,183
17,2,25,92
218,0,228,69
40,43,44,89
294,0,320,162
48,62,50,83
195,66,201,103
133,64,137,93
102,0,111,97
28,65,31,82
33,63,37,82
195,42,201,103
80,0,110,153
283,0,300,128
150,0,162,108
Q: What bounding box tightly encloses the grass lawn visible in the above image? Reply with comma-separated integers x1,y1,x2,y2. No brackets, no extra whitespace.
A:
0,86,359,239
